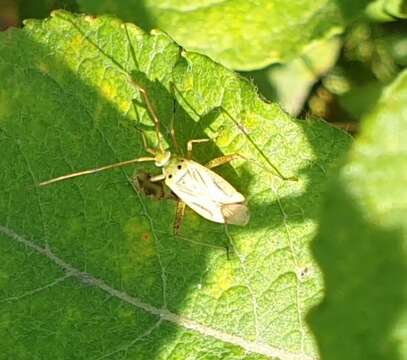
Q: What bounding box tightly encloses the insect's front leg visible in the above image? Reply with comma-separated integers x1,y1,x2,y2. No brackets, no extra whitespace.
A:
131,79,164,151
186,139,210,159
174,200,186,235
150,173,166,182
136,128,157,155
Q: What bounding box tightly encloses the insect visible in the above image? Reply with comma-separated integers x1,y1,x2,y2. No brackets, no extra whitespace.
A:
38,80,250,233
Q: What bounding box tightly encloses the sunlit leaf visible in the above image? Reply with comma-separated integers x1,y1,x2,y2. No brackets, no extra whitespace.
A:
77,0,370,70
0,11,351,359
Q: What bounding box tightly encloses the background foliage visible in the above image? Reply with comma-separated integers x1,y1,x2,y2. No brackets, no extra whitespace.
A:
0,1,406,359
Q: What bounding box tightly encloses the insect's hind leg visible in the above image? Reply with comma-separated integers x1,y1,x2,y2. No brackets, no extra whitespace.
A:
214,106,298,181
174,200,186,235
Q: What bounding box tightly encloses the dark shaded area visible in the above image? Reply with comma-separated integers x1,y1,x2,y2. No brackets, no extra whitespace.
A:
239,66,278,104
17,0,78,25
0,0,18,30
334,0,374,20
0,0,78,30
78,0,155,32
109,1,154,31
308,179,407,360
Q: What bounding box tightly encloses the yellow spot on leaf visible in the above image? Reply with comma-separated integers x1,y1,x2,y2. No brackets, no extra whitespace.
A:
215,130,231,148
124,218,155,260
70,35,83,49
100,82,117,101
121,218,157,287
118,99,131,113
243,112,258,129
204,262,235,299
36,62,50,75
84,15,97,22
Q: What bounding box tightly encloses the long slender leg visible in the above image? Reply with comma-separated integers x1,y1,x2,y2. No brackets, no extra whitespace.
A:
132,97,155,155
223,224,234,260
131,79,164,151
171,84,295,181
187,139,210,159
170,81,201,118
218,106,297,181
174,200,186,235
124,25,163,151
205,153,246,169
168,82,181,154
150,173,166,182
136,128,156,155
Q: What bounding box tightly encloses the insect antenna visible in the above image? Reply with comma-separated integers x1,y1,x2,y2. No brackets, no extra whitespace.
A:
124,26,166,154
38,156,155,187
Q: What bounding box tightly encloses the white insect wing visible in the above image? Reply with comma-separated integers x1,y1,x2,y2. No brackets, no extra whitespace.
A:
167,160,245,223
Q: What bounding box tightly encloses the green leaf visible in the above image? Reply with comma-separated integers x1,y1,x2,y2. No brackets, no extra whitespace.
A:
337,82,384,119
366,0,407,21
308,69,407,358
0,11,350,359
76,0,370,70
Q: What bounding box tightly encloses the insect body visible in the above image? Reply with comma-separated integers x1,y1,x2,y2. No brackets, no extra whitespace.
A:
39,143,249,231
39,80,249,232
163,156,249,225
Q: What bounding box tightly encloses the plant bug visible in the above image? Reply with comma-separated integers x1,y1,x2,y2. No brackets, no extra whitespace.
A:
38,79,253,233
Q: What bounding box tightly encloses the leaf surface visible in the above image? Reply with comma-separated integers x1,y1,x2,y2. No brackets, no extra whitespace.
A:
77,0,370,70
366,0,407,20
0,11,350,359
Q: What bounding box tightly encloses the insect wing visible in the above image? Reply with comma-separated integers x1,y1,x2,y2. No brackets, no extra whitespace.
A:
188,161,244,203
221,203,250,225
166,160,245,224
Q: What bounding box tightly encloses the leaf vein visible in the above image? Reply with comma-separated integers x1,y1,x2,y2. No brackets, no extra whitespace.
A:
0,225,316,360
